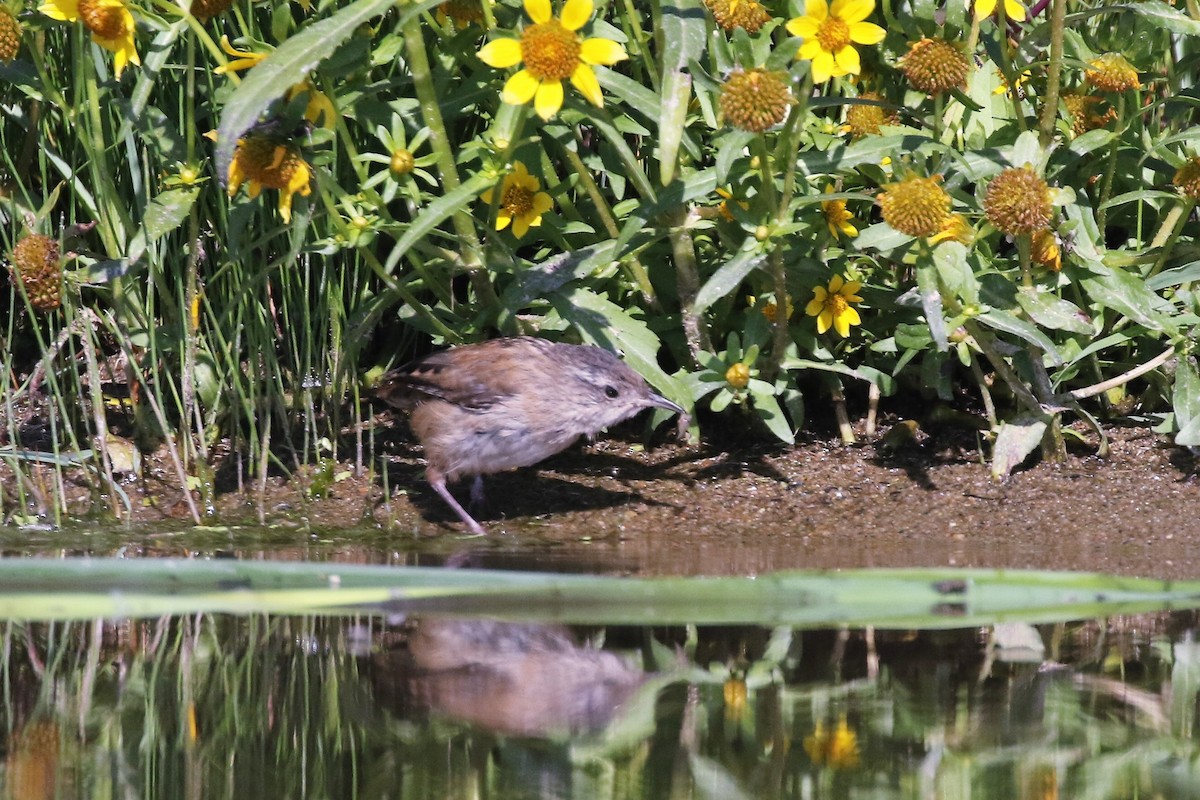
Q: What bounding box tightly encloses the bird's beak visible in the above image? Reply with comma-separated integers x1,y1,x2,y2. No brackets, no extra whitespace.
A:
648,392,686,416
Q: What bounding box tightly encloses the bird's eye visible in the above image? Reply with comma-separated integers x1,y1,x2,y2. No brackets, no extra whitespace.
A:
604,385,620,399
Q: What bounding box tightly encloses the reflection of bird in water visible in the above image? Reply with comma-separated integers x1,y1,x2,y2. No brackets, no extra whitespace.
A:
375,618,646,738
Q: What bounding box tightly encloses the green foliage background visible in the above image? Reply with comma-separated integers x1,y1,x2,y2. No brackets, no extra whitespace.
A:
1,0,1199,518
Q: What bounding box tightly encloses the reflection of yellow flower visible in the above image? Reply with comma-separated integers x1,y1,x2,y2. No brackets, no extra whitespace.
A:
39,0,140,77
822,187,858,239
477,0,628,121
806,275,863,337
973,0,1025,21
804,717,861,770
214,37,336,128
786,0,885,84
482,161,554,238
228,135,313,224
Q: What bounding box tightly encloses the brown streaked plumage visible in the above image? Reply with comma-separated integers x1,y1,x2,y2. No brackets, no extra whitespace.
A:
374,337,687,535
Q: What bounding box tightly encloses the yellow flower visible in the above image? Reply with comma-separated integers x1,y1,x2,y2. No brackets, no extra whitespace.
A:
1085,53,1140,93
227,135,313,224
10,234,62,312
877,174,951,238
1031,229,1061,271
973,0,1025,22
214,37,336,129
437,0,488,28
822,187,858,239
805,275,863,337
804,717,861,770
477,0,628,121
843,91,889,137
720,68,793,132
482,160,554,238
704,0,772,33
786,0,885,84
929,212,974,246
715,186,748,221
39,0,139,77
994,67,1032,99
749,294,795,322
725,362,750,389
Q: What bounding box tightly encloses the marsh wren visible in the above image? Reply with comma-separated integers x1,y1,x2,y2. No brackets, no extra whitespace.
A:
374,336,687,535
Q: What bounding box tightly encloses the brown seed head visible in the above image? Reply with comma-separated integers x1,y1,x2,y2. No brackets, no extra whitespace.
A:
704,0,772,33
11,234,62,312
77,0,131,41
232,135,308,191
900,38,969,95
1084,53,1140,92
439,0,486,27
720,68,794,133
984,166,1052,235
877,174,951,238
1174,157,1200,201
844,92,889,138
1061,92,1116,136
188,0,232,20
0,7,21,62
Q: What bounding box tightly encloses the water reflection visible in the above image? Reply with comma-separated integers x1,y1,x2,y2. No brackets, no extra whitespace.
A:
2,612,1200,798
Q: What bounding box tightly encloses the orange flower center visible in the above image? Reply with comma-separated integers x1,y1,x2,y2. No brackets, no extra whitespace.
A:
829,293,848,316
520,20,581,81
501,183,534,217
237,137,305,190
816,16,850,52
78,0,130,41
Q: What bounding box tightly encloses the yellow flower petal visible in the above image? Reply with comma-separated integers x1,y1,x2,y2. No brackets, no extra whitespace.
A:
531,191,554,216
834,306,860,337
38,0,79,22
848,21,886,44
841,220,859,237
560,0,593,31
834,44,861,74
534,79,564,119
842,281,863,298
524,0,551,24
787,16,820,37
829,274,844,292
805,0,828,21
1005,0,1026,20
502,69,540,104
973,0,995,17
478,37,522,68
580,37,627,66
805,297,825,316
811,50,835,82
817,309,833,334
798,39,823,60
832,0,873,24
495,210,513,230
570,63,604,107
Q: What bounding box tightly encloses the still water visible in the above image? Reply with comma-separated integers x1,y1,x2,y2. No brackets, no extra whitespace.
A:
3,608,1200,799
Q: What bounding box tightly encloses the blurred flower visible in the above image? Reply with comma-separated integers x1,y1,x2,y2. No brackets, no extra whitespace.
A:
929,212,974,246
39,0,140,77
477,0,627,121
720,67,793,132
704,0,771,33
984,165,1052,235
1174,156,1200,200
804,717,861,770
0,7,22,61
786,0,886,84
900,37,969,95
390,148,416,176
725,362,750,389
723,677,748,721
438,0,488,27
843,91,889,137
1061,93,1116,136
227,135,313,224
1031,229,1061,270
714,186,748,221
994,67,1032,99
878,174,950,238
1085,53,1140,92
482,160,554,238
749,293,795,322
806,275,863,337
973,0,1025,21
822,187,859,239
214,37,336,128
10,234,63,312
188,0,232,21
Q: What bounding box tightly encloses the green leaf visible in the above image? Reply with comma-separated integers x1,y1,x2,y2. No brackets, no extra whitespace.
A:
1130,0,1200,35
1015,288,1093,335
750,390,795,444
658,72,692,186
991,412,1050,480
143,188,200,242
215,0,410,181
1080,269,1174,333
657,0,706,185
933,242,977,305
692,244,767,314
916,261,949,351
500,241,619,311
382,172,494,275
1174,358,1200,447
977,309,1065,365
1066,129,1116,159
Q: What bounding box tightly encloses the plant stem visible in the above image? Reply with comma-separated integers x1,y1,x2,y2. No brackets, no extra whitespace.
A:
1037,0,1067,147
1148,200,1194,279
1096,93,1125,232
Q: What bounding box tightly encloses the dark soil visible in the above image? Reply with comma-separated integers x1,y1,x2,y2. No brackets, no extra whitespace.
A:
5,414,1199,580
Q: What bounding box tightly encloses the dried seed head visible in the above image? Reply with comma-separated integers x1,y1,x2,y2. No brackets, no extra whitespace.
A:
720,68,794,133
1084,53,1140,93
10,234,62,312
984,166,1053,235
877,174,951,238
188,0,232,20
1174,157,1200,201
0,7,22,62
1061,92,1116,136
704,0,772,33
900,38,969,95
844,92,889,138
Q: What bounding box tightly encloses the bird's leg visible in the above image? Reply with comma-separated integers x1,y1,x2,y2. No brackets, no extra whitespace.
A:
427,467,487,535
469,475,486,510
